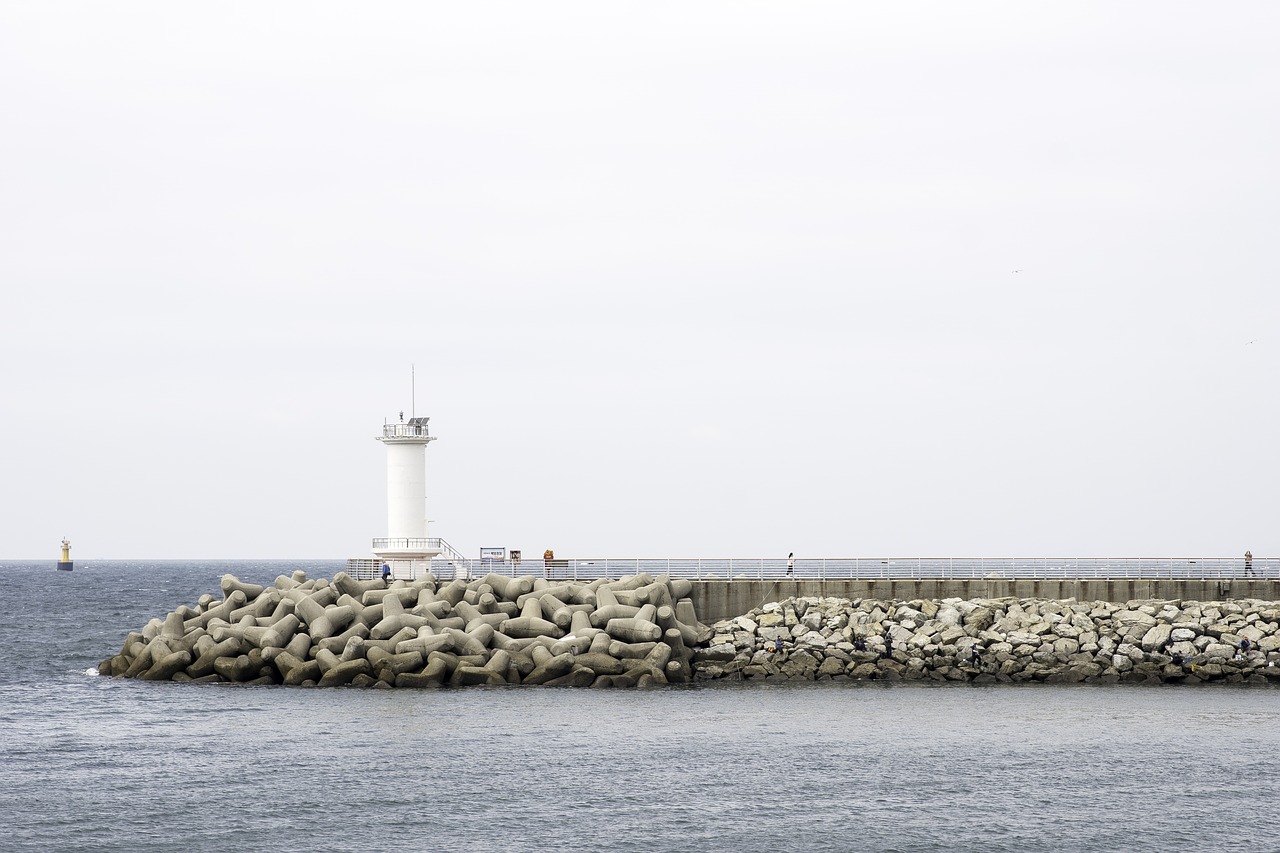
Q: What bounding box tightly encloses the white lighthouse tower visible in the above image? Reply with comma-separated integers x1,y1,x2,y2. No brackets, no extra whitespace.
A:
372,413,442,575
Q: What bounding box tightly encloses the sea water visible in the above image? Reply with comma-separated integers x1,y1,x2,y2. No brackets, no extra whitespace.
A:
2,560,1278,853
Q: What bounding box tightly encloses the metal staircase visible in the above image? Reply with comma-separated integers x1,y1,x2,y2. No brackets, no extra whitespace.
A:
433,538,474,580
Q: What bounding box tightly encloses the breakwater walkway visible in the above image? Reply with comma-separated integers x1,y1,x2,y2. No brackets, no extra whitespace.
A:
361,555,1275,585
552,555,1276,581
349,556,1277,623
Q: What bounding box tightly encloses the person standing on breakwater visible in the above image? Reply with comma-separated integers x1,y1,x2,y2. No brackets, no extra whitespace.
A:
1244,551,1254,577
786,553,795,576
881,630,893,659
381,563,391,582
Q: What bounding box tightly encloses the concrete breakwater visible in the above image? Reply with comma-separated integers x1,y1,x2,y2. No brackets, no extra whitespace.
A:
689,579,1280,624
100,570,713,688
694,595,1280,685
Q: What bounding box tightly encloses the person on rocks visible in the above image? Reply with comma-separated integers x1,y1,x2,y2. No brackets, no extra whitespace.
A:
773,637,785,654
1240,637,1253,656
853,634,867,653
1170,650,1184,666
881,631,893,659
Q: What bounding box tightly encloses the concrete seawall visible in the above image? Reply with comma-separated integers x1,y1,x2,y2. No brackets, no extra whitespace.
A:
690,578,1280,624
99,571,1280,689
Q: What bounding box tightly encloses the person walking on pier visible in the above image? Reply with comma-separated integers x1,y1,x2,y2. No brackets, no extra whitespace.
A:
1244,550,1254,577
786,553,795,576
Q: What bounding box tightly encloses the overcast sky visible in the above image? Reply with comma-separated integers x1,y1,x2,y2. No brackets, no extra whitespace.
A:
2,3,1275,560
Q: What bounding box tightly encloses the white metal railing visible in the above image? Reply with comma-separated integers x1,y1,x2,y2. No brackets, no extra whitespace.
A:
433,538,473,579
346,558,382,576
380,422,432,440
378,555,1277,583
372,537,444,551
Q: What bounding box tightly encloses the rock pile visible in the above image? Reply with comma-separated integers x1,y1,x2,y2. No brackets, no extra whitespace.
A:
693,596,1280,685
100,570,712,688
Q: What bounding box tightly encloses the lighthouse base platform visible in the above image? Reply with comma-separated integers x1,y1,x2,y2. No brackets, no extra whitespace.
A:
56,561,73,572
350,555,463,582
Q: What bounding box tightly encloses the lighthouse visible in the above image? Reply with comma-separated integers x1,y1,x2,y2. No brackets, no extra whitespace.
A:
372,414,442,575
56,538,73,572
